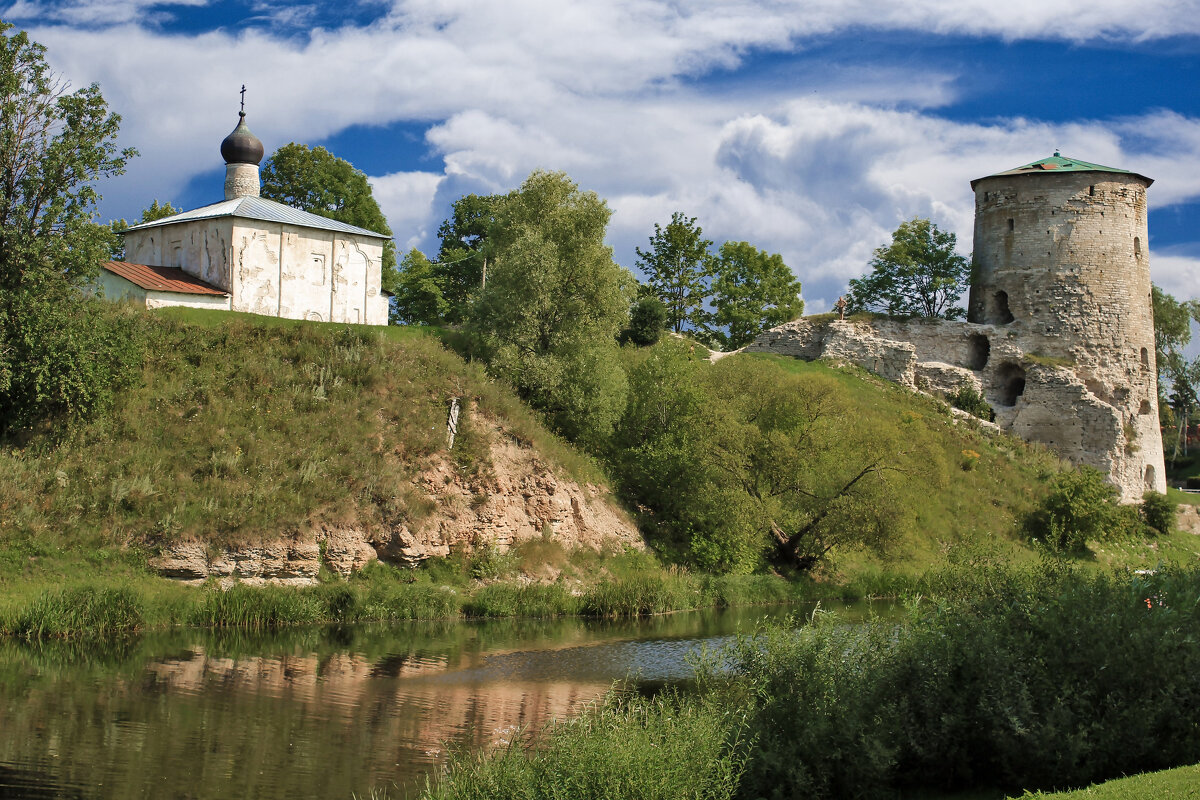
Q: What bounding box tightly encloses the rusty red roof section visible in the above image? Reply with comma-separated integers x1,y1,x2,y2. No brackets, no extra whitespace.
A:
102,261,228,296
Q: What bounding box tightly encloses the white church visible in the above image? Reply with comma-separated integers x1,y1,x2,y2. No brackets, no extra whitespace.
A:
96,108,391,326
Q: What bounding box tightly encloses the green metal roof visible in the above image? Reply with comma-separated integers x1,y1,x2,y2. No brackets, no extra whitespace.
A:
971,152,1152,188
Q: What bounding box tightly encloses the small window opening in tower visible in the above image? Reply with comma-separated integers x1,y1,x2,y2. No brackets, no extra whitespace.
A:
1144,465,1156,491
997,363,1026,407
1007,218,1014,232
991,291,1015,325
1089,185,1095,196
1134,236,1141,256
1141,347,1149,368
983,191,989,201
967,334,990,370
1140,399,1152,416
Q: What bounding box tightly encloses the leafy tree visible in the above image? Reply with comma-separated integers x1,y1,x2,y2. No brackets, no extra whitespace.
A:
391,248,447,325
109,199,179,259
636,212,713,334
709,241,804,350
0,23,140,434
609,343,911,573
848,217,969,319
1151,285,1200,461
260,143,398,293
623,295,668,346
467,170,632,446
434,193,501,323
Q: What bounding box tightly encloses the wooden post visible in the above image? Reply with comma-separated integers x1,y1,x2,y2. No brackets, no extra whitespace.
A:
447,397,461,450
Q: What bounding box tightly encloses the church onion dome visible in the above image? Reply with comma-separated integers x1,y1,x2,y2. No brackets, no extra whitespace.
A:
220,112,264,165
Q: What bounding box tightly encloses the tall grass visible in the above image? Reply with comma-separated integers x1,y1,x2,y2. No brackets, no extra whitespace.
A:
420,691,746,800
4,585,144,639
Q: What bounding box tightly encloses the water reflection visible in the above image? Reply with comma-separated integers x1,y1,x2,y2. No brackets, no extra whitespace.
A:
0,602,878,799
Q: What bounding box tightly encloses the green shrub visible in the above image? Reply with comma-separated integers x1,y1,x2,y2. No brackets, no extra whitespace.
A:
623,296,668,346
726,564,1200,798
1024,467,1119,552
1141,491,1177,535
948,381,995,421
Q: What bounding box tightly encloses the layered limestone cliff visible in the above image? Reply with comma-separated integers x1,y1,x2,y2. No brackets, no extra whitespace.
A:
152,414,642,586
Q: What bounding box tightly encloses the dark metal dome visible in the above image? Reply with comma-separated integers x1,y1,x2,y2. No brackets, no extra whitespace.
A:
220,112,264,165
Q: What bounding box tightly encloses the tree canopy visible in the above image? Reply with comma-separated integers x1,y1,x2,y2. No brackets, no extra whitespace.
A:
466,170,633,446
608,342,911,573
635,212,713,334
260,143,398,293
0,23,142,433
709,241,804,350
848,218,969,319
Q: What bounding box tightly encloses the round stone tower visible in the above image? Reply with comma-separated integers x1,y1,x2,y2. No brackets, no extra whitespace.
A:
968,153,1165,500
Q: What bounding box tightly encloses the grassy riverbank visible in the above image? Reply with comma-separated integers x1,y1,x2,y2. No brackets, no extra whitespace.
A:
0,547,818,639
412,562,1200,800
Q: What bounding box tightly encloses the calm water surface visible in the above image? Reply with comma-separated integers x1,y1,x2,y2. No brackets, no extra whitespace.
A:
0,602,878,800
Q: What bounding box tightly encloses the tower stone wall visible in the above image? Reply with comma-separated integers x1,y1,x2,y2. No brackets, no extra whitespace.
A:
748,155,1167,502
968,169,1164,499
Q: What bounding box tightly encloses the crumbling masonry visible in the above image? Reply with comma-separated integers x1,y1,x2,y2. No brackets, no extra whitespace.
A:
748,153,1166,502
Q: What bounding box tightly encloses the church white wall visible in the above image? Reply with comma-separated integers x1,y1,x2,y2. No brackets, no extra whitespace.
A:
145,291,231,311
92,270,149,303
123,219,235,291
91,271,231,311
230,220,386,325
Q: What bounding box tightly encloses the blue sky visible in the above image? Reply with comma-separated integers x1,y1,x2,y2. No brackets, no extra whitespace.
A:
4,0,1200,311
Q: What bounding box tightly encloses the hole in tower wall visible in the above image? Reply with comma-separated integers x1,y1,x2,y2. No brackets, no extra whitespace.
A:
991,291,1015,324
1089,185,1095,196
1134,236,1141,256
1141,347,1149,368
997,363,1026,407
966,334,990,370
1008,218,1014,232
1140,399,1152,415
1145,465,1156,491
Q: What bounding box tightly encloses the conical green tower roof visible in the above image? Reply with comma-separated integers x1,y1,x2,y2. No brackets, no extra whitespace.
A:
971,152,1152,189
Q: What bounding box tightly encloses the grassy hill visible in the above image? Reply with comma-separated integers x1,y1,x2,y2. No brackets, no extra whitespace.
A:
1,307,1195,631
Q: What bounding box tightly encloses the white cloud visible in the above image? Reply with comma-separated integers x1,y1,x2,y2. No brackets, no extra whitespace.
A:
369,170,444,250
9,0,1200,314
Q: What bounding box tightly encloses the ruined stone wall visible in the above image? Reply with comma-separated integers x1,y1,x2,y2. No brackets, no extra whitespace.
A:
747,313,1165,502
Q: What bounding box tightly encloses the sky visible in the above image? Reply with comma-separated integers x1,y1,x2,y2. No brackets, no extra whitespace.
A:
4,0,1200,313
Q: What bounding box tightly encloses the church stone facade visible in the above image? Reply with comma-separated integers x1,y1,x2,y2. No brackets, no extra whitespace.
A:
105,110,390,326
749,153,1167,502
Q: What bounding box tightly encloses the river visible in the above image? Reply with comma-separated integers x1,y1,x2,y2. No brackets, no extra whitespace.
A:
0,601,877,799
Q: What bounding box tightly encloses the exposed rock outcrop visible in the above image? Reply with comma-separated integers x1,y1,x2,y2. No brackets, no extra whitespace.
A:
152,416,642,586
